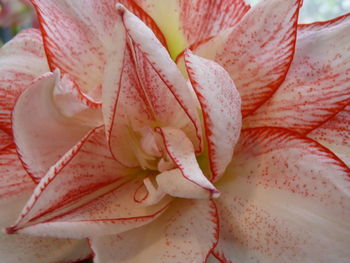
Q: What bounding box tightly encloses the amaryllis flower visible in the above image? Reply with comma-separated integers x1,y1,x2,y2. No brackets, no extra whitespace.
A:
0,0,349,263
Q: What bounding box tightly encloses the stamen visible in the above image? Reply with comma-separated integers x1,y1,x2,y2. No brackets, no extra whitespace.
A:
134,177,166,206
158,157,175,172
140,127,162,157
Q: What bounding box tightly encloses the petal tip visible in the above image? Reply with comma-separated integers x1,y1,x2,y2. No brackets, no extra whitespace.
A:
53,68,61,77
116,3,126,15
4,226,17,235
212,190,221,199
184,49,193,57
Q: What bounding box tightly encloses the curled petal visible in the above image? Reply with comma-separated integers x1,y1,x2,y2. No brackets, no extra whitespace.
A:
156,168,212,199
0,29,48,135
30,0,120,100
157,127,219,198
184,51,242,182
12,71,100,182
102,5,202,167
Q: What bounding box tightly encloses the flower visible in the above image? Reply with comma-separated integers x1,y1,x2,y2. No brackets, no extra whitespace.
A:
0,0,349,263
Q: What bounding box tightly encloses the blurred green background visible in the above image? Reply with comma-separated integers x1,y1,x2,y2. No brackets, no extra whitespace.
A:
0,0,37,44
299,0,350,22
248,0,350,23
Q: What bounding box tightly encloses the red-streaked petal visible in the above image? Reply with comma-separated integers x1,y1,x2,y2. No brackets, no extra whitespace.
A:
127,0,250,58
12,71,97,182
178,0,250,47
11,179,172,238
90,198,218,263
120,5,203,150
0,232,91,263
0,29,48,135
192,0,300,117
117,0,167,48
214,127,350,263
298,12,350,37
103,6,202,167
0,146,92,263
0,192,91,263
30,0,120,100
0,144,34,202
308,104,350,167
8,126,137,231
244,13,350,133
184,51,242,182
157,127,219,198
156,168,211,199
102,24,139,167
134,177,167,206
53,73,103,125
0,129,12,150
206,254,221,263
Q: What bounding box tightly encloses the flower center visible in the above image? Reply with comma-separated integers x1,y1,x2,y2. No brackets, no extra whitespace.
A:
131,126,175,172
129,126,219,206
129,126,174,205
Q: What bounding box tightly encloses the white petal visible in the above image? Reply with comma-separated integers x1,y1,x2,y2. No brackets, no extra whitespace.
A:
0,29,48,135
9,126,135,232
90,199,218,263
31,0,121,100
157,127,219,198
13,178,171,239
185,51,242,181
245,12,350,133
192,0,301,117
214,127,350,263
308,104,350,167
122,0,250,58
12,71,94,181
0,147,91,263
102,6,203,167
